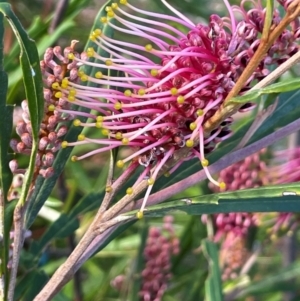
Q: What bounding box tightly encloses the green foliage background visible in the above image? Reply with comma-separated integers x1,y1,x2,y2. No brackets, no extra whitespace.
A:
1,0,300,300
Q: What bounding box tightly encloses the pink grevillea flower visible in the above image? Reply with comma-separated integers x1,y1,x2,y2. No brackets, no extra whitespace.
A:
50,0,299,212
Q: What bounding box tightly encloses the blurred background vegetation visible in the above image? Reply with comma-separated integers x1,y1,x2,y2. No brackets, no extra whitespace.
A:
3,0,300,300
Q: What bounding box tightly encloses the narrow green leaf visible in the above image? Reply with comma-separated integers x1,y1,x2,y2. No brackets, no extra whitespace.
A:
70,192,104,217
135,183,300,217
250,89,300,142
0,10,14,297
0,3,43,139
228,78,300,105
0,3,44,211
202,240,223,301
14,269,48,301
23,270,48,301
8,20,75,88
29,213,79,257
128,222,149,301
0,71,13,203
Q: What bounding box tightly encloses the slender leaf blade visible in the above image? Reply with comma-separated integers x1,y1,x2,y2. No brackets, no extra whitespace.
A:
133,183,300,217
203,240,223,301
0,3,44,212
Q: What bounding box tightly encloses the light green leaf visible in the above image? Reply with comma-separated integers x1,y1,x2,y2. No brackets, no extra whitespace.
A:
228,78,300,105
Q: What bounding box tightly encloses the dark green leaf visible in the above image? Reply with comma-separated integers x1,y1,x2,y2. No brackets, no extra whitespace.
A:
128,221,148,301
202,239,223,301
250,89,300,142
135,183,300,217
23,270,48,301
0,9,15,297
30,214,80,257
14,269,48,301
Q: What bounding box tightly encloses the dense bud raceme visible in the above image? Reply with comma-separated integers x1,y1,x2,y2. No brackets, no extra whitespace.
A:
110,216,179,300
9,42,81,181
202,152,265,279
139,216,179,301
204,148,300,278
266,147,300,234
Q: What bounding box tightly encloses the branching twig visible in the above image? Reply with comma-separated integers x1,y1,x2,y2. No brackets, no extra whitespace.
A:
33,163,137,301
7,202,27,301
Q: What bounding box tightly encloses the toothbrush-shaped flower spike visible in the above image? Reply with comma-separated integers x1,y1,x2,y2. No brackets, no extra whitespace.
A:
55,0,300,213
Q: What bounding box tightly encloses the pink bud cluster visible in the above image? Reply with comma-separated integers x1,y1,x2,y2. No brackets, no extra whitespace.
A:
139,216,179,301
202,151,268,278
9,42,80,179
204,146,300,278
266,147,300,234
204,150,268,241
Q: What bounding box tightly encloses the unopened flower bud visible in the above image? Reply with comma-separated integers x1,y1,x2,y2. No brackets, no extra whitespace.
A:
36,153,41,166
42,152,55,167
53,46,66,62
16,142,26,153
51,140,61,152
22,112,30,123
48,132,57,142
21,133,32,147
63,46,73,59
69,68,79,81
46,74,56,87
43,89,52,103
16,120,27,136
44,48,54,62
10,139,18,152
53,65,63,78
39,137,49,151
21,100,28,112
39,167,54,178
56,125,68,137
12,174,24,188
47,115,58,130
9,160,18,173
